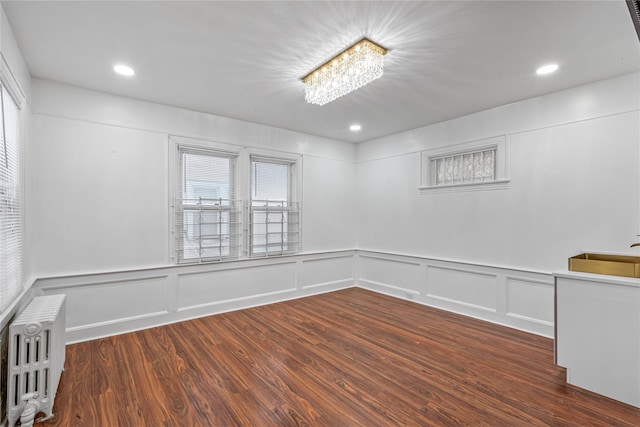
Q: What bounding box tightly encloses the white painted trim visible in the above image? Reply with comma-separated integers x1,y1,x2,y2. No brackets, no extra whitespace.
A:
357,250,554,337
0,52,26,109
169,134,243,156
358,254,422,266
504,274,554,286
38,274,169,290
419,135,508,193
176,259,297,277
554,269,640,288
427,264,498,279
302,279,353,290
65,311,171,333
358,249,553,276
424,294,497,313
33,250,357,343
32,249,356,282
505,312,553,327
29,249,556,343
357,278,420,295
176,287,297,312
419,179,510,194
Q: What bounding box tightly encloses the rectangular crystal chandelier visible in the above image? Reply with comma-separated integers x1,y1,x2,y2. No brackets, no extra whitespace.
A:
302,38,387,106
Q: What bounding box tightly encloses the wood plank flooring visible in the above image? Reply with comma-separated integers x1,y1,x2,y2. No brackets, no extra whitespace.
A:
36,288,640,426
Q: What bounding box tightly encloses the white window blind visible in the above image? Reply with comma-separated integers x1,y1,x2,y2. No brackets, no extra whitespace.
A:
0,83,23,310
175,147,241,263
249,158,299,257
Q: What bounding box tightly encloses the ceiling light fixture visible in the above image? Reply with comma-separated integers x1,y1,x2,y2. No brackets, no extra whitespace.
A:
113,64,135,76
536,63,558,75
302,38,387,106
350,124,362,131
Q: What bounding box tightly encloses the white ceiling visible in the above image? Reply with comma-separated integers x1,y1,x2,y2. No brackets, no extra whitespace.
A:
4,1,639,143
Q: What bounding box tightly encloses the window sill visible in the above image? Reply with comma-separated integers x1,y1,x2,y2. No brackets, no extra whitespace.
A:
419,179,510,194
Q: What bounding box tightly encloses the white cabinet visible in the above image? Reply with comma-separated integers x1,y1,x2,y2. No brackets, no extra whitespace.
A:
555,270,640,408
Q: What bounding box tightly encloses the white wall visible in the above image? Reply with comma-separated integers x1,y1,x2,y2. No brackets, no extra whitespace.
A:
354,73,639,336
29,79,357,277
357,72,640,272
25,80,359,343
21,56,640,342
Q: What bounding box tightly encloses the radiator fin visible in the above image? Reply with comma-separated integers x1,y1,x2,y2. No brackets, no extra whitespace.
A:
7,295,65,426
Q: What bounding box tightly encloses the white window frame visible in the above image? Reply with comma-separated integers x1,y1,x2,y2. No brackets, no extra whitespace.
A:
169,136,242,264
0,52,26,311
169,136,302,264
248,154,301,258
419,135,509,194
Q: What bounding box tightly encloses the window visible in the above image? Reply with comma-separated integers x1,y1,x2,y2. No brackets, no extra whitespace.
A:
420,136,509,193
433,149,496,185
175,147,241,263
171,137,301,264
249,158,300,257
0,80,23,310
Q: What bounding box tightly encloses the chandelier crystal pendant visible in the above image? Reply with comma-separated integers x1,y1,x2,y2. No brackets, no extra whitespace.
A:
302,38,387,106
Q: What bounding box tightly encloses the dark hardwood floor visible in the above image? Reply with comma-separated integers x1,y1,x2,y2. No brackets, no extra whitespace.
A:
36,288,639,426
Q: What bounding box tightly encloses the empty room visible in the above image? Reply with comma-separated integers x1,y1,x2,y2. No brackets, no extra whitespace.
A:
0,0,639,425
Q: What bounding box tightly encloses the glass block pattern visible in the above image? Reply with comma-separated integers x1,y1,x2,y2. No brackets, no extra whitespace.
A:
434,149,496,186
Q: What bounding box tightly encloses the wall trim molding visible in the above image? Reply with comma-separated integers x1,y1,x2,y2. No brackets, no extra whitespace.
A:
32,250,357,343
358,249,552,276
176,287,298,312
34,249,356,283
65,310,171,333
356,250,554,337
358,279,421,296
29,249,555,343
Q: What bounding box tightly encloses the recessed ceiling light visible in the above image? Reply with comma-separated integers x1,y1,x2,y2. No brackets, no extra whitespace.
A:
536,63,559,75
113,64,135,76
350,124,362,131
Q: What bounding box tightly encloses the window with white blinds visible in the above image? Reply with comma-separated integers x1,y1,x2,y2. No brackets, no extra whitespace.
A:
0,83,23,310
171,139,302,264
249,158,300,257
175,147,241,263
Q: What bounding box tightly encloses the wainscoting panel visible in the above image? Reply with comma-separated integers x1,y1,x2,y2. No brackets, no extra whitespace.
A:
33,251,357,343
506,276,554,325
427,266,497,311
42,275,170,330
356,250,554,337
31,249,554,343
300,255,354,289
358,254,422,294
177,261,297,311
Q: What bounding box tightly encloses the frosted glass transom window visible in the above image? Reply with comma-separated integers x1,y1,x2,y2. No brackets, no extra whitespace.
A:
420,136,509,193
434,149,495,185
